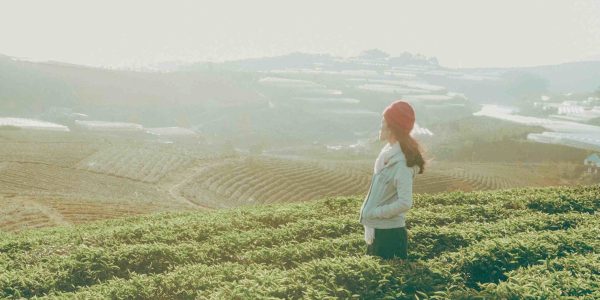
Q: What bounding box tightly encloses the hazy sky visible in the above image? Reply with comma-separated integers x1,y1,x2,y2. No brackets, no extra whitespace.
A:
1,0,599,69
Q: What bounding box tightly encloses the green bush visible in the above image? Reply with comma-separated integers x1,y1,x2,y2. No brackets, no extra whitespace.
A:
1,184,598,299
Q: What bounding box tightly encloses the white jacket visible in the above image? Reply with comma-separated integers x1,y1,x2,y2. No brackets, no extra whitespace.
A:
363,141,415,244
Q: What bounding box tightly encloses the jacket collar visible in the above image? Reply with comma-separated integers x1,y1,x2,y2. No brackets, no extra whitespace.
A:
381,142,405,170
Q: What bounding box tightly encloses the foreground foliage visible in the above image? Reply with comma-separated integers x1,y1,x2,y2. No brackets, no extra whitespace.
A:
0,184,599,299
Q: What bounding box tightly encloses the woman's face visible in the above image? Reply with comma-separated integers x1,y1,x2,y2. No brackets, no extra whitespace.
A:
379,118,390,141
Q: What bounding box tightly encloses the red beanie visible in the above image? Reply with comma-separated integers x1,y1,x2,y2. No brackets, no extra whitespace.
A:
383,100,415,133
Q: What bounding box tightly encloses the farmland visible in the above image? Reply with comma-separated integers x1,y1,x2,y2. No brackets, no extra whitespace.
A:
179,156,372,207
76,145,194,183
1,127,593,232
178,156,582,208
0,184,598,299
0,129,219,232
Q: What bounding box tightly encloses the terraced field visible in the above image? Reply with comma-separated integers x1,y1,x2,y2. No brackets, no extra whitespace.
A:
0,161,192,232
0,162,166,199
0,128,590,232
0,142,96,167
0,131,98,168
76,145,194,183
432,161,579,191
0,193,197,231
0,130,208,232
180,156,371,207
439,163,523,190
1,184,598,299
0,199,59,232
179,155,582,208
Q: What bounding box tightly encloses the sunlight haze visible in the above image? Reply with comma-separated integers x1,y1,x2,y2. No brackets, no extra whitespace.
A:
1,0,599,69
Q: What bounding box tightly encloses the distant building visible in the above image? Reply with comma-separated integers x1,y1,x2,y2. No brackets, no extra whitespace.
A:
584,153,600,174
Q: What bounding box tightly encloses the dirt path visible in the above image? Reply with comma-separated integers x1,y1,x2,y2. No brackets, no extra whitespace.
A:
167,165,214,210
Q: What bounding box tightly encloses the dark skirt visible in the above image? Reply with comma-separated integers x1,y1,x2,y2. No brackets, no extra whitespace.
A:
366,227,408,260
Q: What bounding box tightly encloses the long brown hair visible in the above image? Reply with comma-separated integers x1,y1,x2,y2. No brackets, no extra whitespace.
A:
388,123,426,174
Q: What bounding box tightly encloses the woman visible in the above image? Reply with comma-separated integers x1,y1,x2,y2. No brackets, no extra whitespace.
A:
358,100,425,260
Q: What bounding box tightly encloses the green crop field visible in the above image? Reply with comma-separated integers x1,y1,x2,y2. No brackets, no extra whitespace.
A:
1,184,598,299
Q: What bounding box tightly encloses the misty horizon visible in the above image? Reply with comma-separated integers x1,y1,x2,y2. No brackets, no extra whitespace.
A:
2,0,599,70
4,49,600,73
